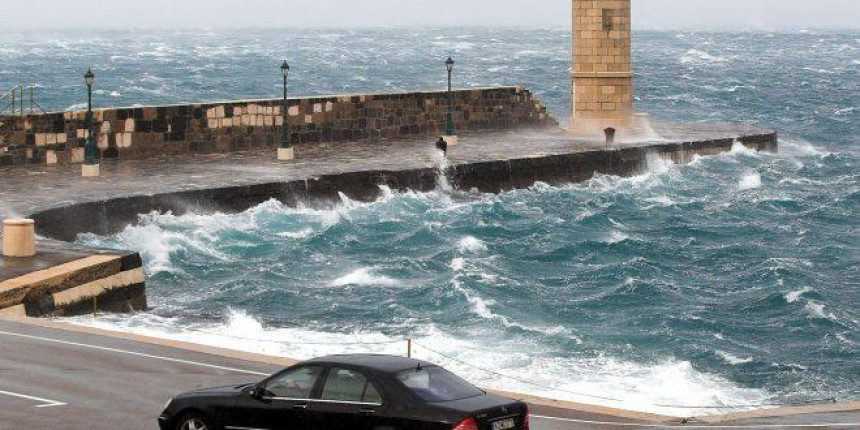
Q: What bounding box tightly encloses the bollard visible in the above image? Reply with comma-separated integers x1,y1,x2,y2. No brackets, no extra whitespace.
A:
277,147,294,161
82,163,100,177
2,219,36,258
407,339,413,358
604,127,616,146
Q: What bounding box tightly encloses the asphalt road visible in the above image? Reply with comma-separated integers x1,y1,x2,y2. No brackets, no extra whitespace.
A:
0,319,856,430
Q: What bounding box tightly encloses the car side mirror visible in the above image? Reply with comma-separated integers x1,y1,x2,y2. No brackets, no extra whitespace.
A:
249,385,264,399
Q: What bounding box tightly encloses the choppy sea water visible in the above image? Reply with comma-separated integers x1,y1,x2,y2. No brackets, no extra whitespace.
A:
3,28,856,415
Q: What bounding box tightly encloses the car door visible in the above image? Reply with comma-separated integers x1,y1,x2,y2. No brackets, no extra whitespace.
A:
229,366,323,430
309,367,385,430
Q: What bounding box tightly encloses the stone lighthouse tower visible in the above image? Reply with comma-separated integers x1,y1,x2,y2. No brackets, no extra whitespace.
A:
570,0,638,137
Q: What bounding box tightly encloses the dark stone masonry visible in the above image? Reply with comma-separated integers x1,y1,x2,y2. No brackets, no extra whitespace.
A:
0,87,554,166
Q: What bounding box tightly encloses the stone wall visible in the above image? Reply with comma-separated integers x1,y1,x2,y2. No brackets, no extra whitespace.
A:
0,87,554,166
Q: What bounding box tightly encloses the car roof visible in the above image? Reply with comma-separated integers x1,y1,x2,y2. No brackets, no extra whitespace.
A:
304,354,436,374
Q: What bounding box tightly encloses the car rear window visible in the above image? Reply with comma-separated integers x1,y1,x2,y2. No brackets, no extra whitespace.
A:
395,366,484,402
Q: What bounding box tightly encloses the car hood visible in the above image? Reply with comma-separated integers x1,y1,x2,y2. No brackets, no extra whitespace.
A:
181,383,253,397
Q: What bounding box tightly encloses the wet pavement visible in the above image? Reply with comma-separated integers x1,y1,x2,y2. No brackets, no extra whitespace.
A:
0,122,772,221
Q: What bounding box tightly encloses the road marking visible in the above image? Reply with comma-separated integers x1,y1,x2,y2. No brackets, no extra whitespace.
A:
0,389,66,408
0,329,270,377
531,415,860,428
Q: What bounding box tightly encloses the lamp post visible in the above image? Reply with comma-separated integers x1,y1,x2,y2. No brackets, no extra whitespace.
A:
442,57,458,146
82,68,100,177
277,60,294,161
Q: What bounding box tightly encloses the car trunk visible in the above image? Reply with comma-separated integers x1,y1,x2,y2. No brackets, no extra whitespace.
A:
436,394,528,430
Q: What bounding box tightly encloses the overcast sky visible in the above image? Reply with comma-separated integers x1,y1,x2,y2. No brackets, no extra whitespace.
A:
2,0,857,30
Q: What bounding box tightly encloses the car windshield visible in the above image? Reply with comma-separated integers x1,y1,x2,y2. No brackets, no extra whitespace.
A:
395,366,484,402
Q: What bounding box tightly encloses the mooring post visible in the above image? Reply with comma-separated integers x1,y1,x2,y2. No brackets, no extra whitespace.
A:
605,127,616,146
2,219,36,258
407,338,412,358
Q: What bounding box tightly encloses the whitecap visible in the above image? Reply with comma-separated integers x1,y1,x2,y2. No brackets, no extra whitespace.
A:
785,287,812,303
330,267,399,287
681,49,727,65
738,172,762,190
716,350,754,365
458,236,487,253
603,230,631,244
276,229,314,240
805,301,838,321
450,257,466,271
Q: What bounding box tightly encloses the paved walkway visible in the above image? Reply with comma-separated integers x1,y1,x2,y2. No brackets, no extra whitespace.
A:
0,122,770,220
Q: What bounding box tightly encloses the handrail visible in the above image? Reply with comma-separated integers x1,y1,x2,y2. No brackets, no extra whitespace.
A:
0,84,47,116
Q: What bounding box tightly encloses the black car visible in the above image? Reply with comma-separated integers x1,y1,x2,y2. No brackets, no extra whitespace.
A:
159,354,529,430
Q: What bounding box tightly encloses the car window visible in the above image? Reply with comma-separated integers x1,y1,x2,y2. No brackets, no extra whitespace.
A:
363,381,382,404
265,366,323,398
321,368,382,404
396,366,484,403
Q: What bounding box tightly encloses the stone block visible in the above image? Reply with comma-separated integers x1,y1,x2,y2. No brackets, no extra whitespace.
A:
81,163,100,177
70,147,85,163
46,150,57,165
35,134,46,146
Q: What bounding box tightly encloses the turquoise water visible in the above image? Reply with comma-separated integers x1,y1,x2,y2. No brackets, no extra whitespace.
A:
4,28,855,414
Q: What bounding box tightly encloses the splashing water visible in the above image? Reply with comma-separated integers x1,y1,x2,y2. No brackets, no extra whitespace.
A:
43,28,858,415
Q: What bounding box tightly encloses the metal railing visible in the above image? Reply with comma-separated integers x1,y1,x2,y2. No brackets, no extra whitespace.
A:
0,84,46,116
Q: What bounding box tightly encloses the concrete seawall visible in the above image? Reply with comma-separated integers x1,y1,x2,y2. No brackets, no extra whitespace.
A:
0,242,145,317
29,129,777,242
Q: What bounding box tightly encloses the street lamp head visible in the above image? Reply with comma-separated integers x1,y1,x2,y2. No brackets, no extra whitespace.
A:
281,61,290,79
84,68,95,87
445,57,454,73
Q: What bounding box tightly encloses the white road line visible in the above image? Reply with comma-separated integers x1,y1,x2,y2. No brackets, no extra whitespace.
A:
0,329,270,377
531,415,860,428
0,389,66,408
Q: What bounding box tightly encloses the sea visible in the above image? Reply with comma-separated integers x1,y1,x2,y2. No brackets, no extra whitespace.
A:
1,28,857,416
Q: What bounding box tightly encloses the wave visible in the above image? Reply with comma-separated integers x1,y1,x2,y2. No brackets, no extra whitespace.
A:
738,171,762,190
457,236,487,254
804,301,839,322
65,310,769,416
330,267,399,287
785,287,812,303
681,49,728,65
716,350,754,366
779,139,833,157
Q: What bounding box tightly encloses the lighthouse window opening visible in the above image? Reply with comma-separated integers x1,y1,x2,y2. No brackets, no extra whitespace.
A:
602,9,615,31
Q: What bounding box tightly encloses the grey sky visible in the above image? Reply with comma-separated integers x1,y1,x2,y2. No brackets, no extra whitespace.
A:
2,0,857,30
